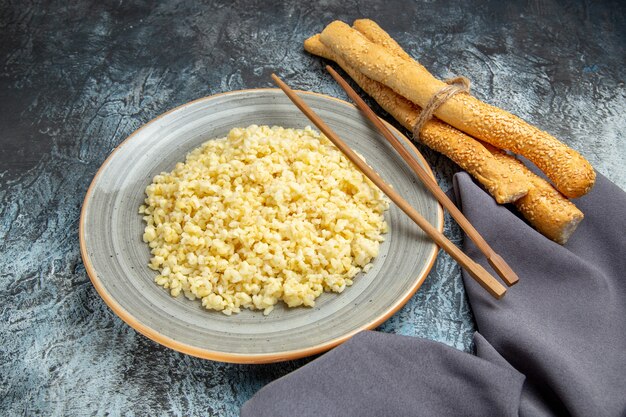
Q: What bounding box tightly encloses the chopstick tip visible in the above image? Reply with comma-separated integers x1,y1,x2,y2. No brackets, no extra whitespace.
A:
488,254,520,287
271,73,288,91
326,65,340,78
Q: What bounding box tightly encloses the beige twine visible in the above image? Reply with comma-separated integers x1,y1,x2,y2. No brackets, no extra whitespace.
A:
412,76,471,140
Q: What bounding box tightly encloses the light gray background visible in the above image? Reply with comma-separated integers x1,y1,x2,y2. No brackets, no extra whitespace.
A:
1,0,624,415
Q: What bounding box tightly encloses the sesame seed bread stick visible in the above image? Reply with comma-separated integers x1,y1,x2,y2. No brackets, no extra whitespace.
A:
482,143,584,244
305,34,583,244
353,19,413,61
304,34,529,204
350,22,585,244
319,20,595,199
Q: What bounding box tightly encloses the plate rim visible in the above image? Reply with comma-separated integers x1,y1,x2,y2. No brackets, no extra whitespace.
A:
79,88,444,364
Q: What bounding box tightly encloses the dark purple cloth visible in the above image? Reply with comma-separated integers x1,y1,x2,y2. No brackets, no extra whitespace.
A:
454,171,626,417
241,172,626,417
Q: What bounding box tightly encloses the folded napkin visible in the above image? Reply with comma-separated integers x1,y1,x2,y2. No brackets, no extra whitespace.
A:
241,172,626,417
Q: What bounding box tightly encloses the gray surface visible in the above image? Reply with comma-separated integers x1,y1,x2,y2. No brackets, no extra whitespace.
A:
81,90,441,360
0,0,624,415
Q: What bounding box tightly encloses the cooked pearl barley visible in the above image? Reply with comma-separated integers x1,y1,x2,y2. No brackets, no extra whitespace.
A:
140,125,390,315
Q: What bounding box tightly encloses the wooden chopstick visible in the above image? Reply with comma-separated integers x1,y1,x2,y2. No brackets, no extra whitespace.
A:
271,73,506,300
326,65,519,287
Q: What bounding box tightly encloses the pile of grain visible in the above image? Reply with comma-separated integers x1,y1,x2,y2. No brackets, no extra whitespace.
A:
140,125,389,315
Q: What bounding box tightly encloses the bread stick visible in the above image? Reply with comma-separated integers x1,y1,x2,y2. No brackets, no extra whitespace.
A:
319,20,595,198
353,19,413,61
304,35,529,204
483,144,584,244
351,21,584,243
305,34,584,244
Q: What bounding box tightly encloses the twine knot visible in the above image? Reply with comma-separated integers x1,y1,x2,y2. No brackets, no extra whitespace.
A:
412,76,471,140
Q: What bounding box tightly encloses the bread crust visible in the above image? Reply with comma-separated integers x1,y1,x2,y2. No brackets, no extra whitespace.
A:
351,20,583,242
304,34,529,204
320,20,595,198
305,32,583,244
484,144,584,244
